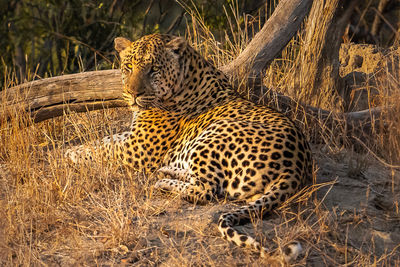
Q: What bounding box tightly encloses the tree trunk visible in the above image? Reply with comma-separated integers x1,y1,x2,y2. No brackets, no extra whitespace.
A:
294,0,360,109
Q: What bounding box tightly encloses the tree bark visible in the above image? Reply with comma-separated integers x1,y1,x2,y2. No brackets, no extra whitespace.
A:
293,0,360,109
292,0,359,107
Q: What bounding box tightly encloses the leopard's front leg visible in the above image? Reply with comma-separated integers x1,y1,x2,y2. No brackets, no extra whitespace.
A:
65,131,131,165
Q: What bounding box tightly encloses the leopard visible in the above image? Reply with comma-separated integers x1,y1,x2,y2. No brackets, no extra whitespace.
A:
65,33,313,262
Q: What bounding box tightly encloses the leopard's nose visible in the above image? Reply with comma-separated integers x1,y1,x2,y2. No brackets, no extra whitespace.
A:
128,85,146,98
127,71,147,97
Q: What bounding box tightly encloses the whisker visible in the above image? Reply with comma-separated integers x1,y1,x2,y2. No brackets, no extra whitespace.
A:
152,101,169,112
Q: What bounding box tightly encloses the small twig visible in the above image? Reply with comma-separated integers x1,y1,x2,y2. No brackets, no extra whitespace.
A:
166,11,185,34
135,246,158,254
371,0,389,36
352,136,400,169
51,32,112,64
371,6,400,40
141,0,155,36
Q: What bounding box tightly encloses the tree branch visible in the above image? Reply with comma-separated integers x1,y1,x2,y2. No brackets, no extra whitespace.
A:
220,0,313,78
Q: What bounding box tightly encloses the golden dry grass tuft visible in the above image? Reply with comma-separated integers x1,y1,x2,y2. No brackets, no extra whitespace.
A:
1,2,400,266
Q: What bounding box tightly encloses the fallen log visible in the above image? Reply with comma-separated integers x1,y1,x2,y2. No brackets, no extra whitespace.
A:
252,88,388,145
1,69,127,124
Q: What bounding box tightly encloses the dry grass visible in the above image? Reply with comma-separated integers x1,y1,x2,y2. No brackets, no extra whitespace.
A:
1,1,400,266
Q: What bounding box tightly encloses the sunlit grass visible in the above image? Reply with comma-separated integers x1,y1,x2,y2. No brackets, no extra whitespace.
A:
1,1,399,266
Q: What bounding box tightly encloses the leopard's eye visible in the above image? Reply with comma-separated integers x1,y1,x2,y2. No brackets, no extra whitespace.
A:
150,65,160,73
126,63,133,69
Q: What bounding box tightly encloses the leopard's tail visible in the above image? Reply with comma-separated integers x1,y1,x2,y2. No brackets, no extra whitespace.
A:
217,185,302,262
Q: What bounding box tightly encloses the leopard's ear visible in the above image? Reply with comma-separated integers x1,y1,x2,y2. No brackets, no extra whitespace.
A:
165,37,187,56
114,37,132,53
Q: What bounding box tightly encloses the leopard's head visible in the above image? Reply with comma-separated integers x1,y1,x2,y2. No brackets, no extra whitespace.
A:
115,34,188,110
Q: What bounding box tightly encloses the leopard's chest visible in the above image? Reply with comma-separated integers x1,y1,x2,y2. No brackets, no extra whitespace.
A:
122,110,180,173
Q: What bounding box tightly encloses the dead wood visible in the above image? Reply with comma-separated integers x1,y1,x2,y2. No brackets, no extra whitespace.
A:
252,88,386,145
1,69,127,124
292,0,360,109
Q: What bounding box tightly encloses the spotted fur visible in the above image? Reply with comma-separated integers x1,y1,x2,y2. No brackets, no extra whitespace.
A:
65,34,313,261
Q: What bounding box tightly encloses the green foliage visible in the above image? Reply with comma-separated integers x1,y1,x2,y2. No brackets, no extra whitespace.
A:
0,0,183,85
0,0,265,87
